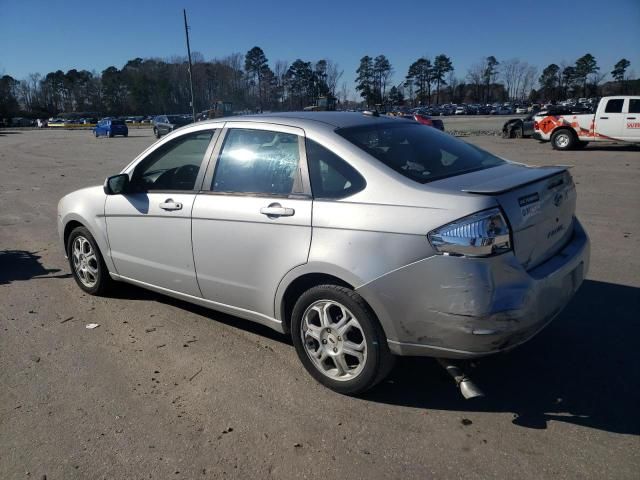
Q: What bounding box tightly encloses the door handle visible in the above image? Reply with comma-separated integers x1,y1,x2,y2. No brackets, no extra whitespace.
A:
260,203,295,218
627,117,637,120
599,116,609,120
159,199,183,211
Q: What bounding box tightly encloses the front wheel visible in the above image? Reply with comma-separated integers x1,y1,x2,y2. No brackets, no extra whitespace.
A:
153,127,160,139
291,285,395,395
67,226,113,295
551,129,576,150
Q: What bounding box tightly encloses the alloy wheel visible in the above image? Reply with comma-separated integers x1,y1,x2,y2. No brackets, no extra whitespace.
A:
71,235,99,288
300,300,367,381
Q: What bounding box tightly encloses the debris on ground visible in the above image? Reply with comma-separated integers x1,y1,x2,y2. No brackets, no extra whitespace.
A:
461,418,473,426
189,367,203,382
60,316,74,324
85,323,100,329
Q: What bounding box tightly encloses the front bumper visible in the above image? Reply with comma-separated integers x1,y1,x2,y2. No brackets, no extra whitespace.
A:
357,219,590,359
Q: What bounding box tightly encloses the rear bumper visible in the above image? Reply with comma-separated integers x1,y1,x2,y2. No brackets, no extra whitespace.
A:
357,219,590,359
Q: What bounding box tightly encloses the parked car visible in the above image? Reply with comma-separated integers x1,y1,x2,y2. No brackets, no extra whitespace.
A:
395,113,445,131
502,113,536,138
58,112,589,395
515,106,528,114
153,115,193,138
533,96,640,149
94,118,128,138
454,106,466,115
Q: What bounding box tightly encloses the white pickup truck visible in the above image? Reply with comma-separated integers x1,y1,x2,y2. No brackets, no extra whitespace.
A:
533,96,640,150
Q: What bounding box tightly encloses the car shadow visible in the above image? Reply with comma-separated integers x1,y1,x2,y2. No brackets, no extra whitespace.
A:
581,144,639,152
104,277,639,434
364,279,640,435
0,250,71,285
107,283,289,345
0,130,23,136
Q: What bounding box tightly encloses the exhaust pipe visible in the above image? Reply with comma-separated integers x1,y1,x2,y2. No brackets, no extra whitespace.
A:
437,358,485,400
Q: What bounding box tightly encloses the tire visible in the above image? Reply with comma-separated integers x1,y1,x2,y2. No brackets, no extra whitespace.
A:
551,129,575,150
108,130,113,138
154,127,160,139
514,126,523,139
94,130,98,138
291,284,395,395
66,226,114,295
575,141,589,149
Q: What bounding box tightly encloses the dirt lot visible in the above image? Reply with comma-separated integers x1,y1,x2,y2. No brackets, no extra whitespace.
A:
1,126,639,479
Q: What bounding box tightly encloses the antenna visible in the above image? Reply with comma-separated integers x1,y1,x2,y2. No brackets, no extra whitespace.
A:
183,9,196,122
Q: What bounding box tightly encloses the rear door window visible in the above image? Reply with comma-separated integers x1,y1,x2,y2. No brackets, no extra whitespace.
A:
628,99,640,114
212,128,303,197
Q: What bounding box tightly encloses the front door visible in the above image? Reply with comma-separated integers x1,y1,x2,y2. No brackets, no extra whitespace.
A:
105,128,217,296
597,97,626,140
192,124,312,318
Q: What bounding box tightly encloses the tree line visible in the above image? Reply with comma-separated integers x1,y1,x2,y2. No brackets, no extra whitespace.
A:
0,47,636,119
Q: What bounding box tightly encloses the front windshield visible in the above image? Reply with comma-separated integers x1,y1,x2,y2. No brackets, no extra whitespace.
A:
336,122,505,184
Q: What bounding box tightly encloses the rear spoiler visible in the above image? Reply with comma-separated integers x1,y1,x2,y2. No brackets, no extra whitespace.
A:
462,166,569,194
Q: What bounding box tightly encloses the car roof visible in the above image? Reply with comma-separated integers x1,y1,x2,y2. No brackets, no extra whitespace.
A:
197,111,402,131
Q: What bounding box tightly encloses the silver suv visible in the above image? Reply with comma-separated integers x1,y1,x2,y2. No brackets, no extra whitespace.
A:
58,112,590,394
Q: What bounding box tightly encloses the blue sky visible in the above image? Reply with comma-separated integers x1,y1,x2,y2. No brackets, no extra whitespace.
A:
1,0,639,96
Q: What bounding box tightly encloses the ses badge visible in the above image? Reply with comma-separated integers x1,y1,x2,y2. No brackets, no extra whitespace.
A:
518,192,541,220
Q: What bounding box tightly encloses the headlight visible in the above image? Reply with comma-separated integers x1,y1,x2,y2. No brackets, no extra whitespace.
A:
428,208,511,257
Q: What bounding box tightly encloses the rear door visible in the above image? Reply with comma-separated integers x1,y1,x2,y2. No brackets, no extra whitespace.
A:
191,123,312,318
621,97,640,141
596,98,625,140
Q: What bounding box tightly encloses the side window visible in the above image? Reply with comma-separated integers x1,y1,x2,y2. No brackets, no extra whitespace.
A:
605,99,624,113
130,130,214,191
212,128,302,196
306,138,365,199
629,99,640,114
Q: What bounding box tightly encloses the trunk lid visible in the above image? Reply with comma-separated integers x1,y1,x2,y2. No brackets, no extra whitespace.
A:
462,165,576,270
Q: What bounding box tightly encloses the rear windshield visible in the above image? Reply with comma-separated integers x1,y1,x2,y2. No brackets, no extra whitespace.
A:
111,120,125,126
167,115,190,124
336,122,505,183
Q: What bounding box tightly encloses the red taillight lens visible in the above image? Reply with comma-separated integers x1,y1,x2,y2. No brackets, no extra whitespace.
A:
414,114,433,126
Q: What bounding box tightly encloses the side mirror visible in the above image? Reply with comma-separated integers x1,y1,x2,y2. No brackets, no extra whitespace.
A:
104,173,129,195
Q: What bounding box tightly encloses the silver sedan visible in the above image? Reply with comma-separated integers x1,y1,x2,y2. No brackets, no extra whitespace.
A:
57,112,590,394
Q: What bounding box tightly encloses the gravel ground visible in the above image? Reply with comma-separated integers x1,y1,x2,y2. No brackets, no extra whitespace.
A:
1,127,638,479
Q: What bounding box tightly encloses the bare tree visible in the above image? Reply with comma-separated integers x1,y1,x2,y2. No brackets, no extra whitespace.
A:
325,60,343,97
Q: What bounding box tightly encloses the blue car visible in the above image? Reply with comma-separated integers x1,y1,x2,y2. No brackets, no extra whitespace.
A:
94,118,128,138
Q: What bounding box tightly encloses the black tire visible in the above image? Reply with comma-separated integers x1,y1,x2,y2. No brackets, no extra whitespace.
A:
66,226,114,295
514,126,524,138
291,284,395,395
551,129,576,150
94,130,98,138
153,127,160,139
124,132,128,137
575,141,589,149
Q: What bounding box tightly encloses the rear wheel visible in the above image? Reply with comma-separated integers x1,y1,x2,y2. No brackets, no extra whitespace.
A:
514,126,524,138
153,127,160,139
551,129,575,150
67,226,113,295
291,285,395,395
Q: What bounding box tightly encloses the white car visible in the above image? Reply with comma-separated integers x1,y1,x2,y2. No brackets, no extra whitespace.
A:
515,107,527,114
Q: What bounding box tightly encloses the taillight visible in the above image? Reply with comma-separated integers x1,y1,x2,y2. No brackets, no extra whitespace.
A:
427,208,512,257
414,114,433,126
534,121,539,130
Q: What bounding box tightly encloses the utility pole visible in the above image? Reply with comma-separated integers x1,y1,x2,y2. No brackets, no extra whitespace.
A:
183,9,196,122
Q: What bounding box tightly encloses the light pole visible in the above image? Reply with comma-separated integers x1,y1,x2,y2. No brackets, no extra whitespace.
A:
183,9,196,122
